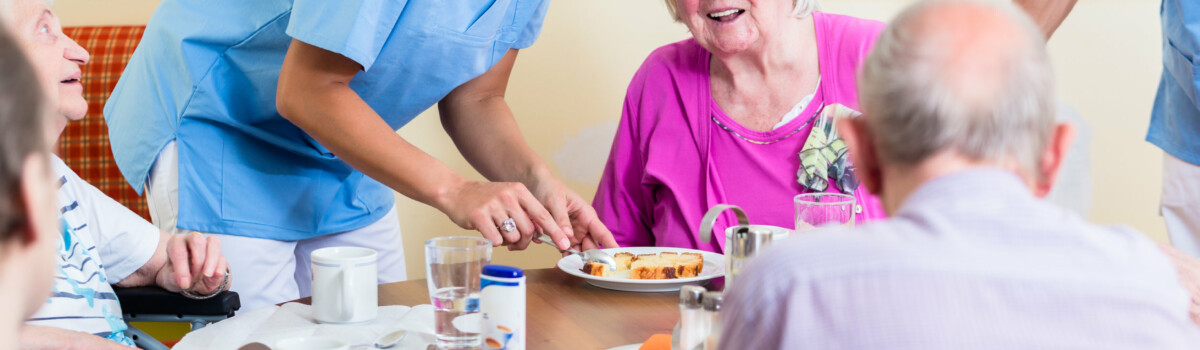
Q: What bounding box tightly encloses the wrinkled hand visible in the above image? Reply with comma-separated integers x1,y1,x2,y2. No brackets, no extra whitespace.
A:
1160,244,1200,327
438,180,571,250
520,179,619,252
158,232,229,294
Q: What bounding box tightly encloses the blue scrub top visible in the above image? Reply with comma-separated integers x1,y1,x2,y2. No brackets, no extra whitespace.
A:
1149,0,1200,165
104,0,550,240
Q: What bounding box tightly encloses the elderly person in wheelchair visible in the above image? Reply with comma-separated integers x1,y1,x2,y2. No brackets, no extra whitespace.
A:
6,0,232,348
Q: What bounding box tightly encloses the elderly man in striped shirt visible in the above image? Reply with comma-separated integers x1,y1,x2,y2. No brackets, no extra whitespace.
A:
720,0,1200,348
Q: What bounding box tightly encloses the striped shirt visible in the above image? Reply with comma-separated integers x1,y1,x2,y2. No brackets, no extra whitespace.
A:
25,156,159,345
721,169,1200,349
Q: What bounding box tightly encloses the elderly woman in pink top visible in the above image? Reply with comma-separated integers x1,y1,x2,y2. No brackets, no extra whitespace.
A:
593,0,886,252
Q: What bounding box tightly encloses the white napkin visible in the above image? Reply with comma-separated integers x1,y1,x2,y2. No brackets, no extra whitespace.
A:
173,303,437,350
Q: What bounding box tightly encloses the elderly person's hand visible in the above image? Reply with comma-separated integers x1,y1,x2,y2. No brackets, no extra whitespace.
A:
157,232,230,295
1160,244,1200,327
114,231,231,297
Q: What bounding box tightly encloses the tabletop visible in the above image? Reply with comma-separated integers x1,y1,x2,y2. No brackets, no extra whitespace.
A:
297,268,693,349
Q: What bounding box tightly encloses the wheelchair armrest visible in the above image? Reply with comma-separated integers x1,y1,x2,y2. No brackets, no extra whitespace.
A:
113,286,240,317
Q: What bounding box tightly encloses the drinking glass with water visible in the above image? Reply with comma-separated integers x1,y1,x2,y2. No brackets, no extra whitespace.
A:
794,193,856,231
425,236,492,349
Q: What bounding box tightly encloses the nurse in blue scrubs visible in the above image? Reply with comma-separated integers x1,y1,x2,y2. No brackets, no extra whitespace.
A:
104,0,617,311
1148,0,1200,258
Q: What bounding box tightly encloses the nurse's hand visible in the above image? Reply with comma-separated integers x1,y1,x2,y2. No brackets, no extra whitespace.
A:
438,180,572,250
517,178,619,252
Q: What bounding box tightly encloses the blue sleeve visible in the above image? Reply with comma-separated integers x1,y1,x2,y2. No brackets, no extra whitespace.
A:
513,0,549,49
286,0,406,71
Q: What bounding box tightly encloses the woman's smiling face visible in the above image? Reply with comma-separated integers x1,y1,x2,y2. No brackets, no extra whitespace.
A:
674,0,797,56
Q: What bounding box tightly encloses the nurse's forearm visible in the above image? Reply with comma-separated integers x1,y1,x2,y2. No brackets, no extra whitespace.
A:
277,40,468,209
278,40,576,248
1013,0,1077,40
439,49,554,188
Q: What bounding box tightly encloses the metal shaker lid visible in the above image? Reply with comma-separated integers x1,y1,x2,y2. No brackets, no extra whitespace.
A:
680,285,705,308
746,226,782,237
702,292,724,311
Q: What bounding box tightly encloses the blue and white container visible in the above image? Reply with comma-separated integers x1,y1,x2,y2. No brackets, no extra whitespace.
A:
480,265,525,350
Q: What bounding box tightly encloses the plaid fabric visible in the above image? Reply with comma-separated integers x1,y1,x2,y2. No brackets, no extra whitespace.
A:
57,26,148,220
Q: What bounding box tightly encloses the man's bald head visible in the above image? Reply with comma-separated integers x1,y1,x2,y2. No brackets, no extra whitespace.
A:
858,0,1054,174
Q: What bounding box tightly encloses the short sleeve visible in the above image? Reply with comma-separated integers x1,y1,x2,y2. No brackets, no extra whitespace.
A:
512,0,549,49
286,0,406,71
88,187,160,283
51,157,159,282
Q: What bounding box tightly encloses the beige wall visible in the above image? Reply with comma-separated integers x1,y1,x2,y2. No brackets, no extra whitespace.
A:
55,0,1170,280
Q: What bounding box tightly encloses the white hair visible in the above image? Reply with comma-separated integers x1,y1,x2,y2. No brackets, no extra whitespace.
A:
663,0,821,22
2,0,54,24
858,0,1054,175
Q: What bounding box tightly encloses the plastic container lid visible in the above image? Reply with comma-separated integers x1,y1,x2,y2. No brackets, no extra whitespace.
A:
482,265,524,278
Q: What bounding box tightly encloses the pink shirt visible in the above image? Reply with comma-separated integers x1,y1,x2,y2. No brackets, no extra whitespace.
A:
593,12,886,253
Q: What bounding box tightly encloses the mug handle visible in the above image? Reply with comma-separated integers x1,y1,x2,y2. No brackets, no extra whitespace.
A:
699,204,748,243
342,263,355,321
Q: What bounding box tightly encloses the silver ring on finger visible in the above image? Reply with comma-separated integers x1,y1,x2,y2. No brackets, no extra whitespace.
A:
499,218,517,233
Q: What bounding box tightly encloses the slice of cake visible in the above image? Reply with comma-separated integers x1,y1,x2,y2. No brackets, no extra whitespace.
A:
630,255,666,279
629,255,658,279
676,253,704,278
630,255,682,279
659,252,679,266
613,252,635,271
581,262,611,277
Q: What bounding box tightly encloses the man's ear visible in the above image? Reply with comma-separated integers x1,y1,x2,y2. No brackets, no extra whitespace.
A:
1033,122,1075,198
17,154,55,248
837,117,883,196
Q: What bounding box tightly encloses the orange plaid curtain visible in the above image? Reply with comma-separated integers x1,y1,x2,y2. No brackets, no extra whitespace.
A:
58,26,149,220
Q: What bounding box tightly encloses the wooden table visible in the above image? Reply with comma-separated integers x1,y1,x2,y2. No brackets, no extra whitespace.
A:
298,268,690,349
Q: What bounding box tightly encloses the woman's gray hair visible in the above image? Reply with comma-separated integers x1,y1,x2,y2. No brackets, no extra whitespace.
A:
857,0,1054,175
663,0,820,22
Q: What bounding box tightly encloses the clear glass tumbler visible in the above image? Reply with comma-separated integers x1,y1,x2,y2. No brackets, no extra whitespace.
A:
794,193,856,232
425,236,493,349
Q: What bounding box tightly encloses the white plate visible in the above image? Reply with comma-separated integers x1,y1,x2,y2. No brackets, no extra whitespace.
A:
557,247,724,292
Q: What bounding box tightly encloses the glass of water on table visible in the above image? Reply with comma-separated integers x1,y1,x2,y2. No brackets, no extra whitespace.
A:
794,193,856,231
425,236,493,349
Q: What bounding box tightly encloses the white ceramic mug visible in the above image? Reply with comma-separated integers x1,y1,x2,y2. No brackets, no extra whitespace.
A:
311,247,377,324
274,336,349,350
